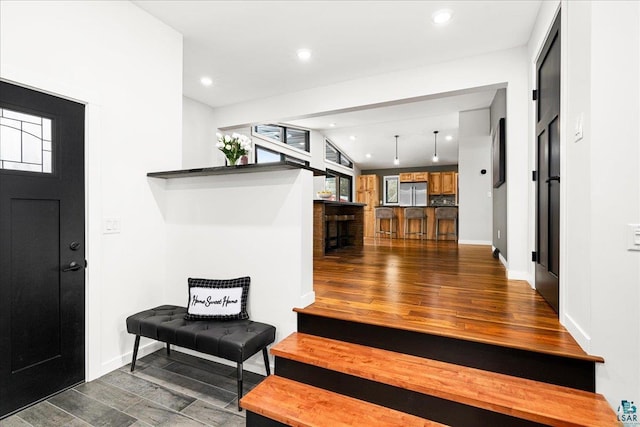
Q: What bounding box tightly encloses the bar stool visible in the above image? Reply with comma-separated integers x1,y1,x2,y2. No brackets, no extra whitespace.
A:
404,207,426,239
325,214,339,250
375,207,397,239
435,207,458,240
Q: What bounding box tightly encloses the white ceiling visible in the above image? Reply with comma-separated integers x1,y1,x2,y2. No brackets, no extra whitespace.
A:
133,0,541,169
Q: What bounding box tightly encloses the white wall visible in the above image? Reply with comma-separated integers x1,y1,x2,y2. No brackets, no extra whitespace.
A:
155,169,315,373
182,96,218,169
586,0,640,408
458,109,493,245
206,48,530,278
529,0,640,408
0,1,183,380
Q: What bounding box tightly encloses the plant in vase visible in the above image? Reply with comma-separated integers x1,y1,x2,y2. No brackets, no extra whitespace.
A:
216,132,252,166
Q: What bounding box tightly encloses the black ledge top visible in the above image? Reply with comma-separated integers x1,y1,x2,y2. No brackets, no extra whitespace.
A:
147,161,326,179
314,200,367,207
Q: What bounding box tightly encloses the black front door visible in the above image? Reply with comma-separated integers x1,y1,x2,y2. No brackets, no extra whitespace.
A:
535,13,561,314
0,81,85,418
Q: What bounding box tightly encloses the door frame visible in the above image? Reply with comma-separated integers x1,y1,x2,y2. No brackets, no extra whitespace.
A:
1,76,102,383
530,5,569,320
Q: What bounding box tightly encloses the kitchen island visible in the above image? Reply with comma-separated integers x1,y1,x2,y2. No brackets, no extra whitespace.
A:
313,200,366,256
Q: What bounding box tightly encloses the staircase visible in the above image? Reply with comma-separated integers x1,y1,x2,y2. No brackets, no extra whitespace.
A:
240,310,618,427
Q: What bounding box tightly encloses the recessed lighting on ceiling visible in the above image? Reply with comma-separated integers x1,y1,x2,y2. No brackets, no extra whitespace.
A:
349,135,357,141
432,9,453,25
365,153,372,158
329,123,336,127
297,48,312,61
200,76,213,87
446,135,453,141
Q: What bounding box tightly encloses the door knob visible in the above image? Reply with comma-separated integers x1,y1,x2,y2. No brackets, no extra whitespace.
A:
63,261,83,272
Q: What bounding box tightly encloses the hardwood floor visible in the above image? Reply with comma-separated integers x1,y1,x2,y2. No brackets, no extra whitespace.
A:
304,238,601,362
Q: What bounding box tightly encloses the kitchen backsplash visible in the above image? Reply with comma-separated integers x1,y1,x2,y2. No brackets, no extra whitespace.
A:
429,195,456,206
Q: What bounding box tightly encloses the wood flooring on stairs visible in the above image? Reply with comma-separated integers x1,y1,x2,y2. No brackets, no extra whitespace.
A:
270,333,616,427
306,238,602,363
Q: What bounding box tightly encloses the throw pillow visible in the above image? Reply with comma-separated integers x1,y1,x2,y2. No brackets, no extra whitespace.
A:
184,276,250,320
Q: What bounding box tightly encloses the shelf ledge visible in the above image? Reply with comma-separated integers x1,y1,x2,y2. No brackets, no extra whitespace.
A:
147,161,326,179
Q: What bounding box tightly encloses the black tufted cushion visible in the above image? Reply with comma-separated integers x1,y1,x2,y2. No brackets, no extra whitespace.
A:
126,305,276,363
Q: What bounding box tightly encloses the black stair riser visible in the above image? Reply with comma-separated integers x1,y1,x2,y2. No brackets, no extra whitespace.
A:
276,357,544,427
298,312,595,392
246,412,287,427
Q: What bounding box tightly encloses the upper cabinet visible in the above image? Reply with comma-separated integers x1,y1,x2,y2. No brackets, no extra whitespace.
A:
399,172,429,183
429,172,442,194
442,171,456,194
429,171,457,195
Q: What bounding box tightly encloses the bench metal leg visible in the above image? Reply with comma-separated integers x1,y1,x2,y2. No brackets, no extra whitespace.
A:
130,335,141,372
237,361,243,411
166,342,171,356
262,348,271,376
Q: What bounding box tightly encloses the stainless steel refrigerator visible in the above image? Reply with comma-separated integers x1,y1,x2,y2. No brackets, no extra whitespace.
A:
399,182,427,206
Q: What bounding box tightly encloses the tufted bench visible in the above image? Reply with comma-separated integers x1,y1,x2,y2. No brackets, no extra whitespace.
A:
126,305,276,410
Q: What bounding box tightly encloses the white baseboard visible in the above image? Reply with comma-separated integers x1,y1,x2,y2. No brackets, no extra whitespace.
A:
172,346,271,376
498,252,508,269
299,290,316,308
507,269,533,283
457,240,492,245
562,313,591,353
96,339,163,381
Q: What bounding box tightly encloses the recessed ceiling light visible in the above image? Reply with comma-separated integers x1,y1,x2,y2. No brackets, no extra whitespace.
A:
349,135,357,141
446,135,453,141
365,153,372,158
329,123,336,127
200,76,213,87
432,9,453,25
297,49,312,61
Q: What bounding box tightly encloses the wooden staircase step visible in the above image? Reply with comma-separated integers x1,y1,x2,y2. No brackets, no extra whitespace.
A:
296,310,598,391
272,333,617,427
240,375,446,427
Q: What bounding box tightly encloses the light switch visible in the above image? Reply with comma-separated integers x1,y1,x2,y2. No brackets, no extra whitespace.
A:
627,224,640,251
103,217,122,234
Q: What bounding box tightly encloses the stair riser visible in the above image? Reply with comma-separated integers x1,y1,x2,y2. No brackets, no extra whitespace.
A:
246,412,288,427
298,312,595,391
276,357,544,427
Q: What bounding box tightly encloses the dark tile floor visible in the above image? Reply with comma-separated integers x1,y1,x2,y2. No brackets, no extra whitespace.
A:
1,350,265,426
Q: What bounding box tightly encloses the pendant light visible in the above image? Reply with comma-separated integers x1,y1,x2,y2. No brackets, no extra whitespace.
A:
432,130,439,163
394,135,400,165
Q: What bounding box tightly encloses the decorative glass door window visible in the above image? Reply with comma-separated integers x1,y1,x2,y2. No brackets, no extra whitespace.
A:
0,108,52,173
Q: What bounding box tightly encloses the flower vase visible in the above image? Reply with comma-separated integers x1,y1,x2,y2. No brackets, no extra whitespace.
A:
226,156,239,166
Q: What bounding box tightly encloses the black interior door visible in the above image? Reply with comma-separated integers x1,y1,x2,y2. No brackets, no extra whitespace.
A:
535,14,561,314
0,81,85,418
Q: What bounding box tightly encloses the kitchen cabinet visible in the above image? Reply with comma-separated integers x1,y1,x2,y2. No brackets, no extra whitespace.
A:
429,171,457,195
429,172,442,194
442,171,456,194
356,174,380,237
399,172,429,183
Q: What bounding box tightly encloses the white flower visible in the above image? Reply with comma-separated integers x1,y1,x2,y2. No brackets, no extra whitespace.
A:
224,135,231,143
216,141,224,148
225,144,231,150
216,132,222,140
